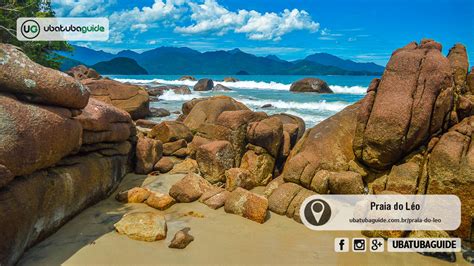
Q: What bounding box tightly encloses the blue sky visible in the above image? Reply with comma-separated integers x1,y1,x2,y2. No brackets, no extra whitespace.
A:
53,0,474,66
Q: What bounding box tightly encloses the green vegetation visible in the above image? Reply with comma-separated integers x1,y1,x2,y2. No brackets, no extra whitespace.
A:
0,0,71,69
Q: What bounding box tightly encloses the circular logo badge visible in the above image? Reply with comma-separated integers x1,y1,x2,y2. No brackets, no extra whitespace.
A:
20,20,40,39
300,196,332,229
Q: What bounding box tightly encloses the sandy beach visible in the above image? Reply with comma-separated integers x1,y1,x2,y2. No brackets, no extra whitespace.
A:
18,173,466,265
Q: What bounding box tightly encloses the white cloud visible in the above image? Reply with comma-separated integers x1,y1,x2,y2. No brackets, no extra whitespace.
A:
53,0,114,16
56,0,320,43
109,0,186,31
175,0,319,41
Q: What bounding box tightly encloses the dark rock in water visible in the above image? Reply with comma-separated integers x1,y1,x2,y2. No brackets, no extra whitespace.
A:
147,87,164,97
169,227,194,249
236,70,249,75
418,252,456,263
213,84,232,91
289,78,332,93
224,77,239,82
66,65,101,80
174,85,192,95
150,108,170,117
179,75,197,81
193,78,214,91
149,85,191,96
261,104,273,108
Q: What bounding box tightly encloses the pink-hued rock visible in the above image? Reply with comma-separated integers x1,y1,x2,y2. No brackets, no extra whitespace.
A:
0,44,90,109
196,140,235,183
0,94,82,187
224,187,268,224
169,173,213,203
353,40,454,169
135,136,163,174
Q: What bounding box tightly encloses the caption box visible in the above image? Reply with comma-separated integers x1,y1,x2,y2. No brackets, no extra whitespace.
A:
300,195,461,231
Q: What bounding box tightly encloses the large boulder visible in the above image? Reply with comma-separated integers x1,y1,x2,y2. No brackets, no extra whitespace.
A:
289,78,332,93
0,152,130,265
169,173,213,202
267,182,316,223
282,103,360,190
0,44,90,109
225,168,257,191
82,78,150,119
75,98,133,144
179,75,196,81
183,96,249,131
224,187,268,223
271,113,306,142
0,93,82,187
66,65,101,80
467,67,474,94
447,44,469,90
114,212,167,242
199,187,230,209
168,227,194,249
163,139,187,155
215,110,267,165
193,78,214,91
353,40,454,170
426,116,474,240
196,141,235,183
135,136,163,174
154,157,175,173
213,84,231,91
327,171,364,194
148,121,193,143
247,117,283,158
240,145,275,186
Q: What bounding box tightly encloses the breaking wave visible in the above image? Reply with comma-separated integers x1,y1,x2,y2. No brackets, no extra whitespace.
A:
113,78,366,94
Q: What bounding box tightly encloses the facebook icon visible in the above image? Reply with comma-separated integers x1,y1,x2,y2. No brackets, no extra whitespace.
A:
335,238,349,252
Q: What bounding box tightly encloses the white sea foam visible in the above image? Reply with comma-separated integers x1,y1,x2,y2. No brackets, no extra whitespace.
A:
113,77,367,94
158,90,202,101
240,99,349,112
329,85,367,94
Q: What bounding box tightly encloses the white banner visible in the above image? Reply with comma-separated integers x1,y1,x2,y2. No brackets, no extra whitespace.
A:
17,17,109,41
388,238,461,252
299,195,461,231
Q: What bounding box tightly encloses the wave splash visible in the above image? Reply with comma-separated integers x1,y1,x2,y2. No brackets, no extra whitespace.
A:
114,78,366,94
240,99,349,112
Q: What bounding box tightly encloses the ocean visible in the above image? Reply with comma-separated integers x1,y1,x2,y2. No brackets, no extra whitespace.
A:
110,74,375,128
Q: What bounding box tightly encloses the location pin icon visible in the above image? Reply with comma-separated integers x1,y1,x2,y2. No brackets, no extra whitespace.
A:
311,201,325,223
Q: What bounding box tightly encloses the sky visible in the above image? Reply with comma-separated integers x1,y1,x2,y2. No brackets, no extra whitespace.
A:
53,0,474,66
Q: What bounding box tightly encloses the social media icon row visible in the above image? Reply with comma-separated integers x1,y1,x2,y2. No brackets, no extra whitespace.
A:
334,238,384,252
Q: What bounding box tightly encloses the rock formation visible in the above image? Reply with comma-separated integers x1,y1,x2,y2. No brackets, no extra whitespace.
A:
0,44,134,265
289,78,333,93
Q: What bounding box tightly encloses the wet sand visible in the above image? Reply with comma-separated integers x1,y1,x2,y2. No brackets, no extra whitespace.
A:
19,173,467,265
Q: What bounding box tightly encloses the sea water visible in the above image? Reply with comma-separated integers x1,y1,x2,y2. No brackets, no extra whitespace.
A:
110,74,375,128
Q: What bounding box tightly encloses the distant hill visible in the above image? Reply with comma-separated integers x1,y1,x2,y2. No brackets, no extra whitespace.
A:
304,52,384,73
57,45,114,65
59,45,384,76
90,57,148,75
